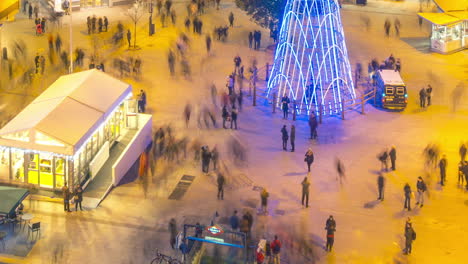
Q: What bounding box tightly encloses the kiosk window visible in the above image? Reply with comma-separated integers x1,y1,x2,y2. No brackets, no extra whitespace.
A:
396,87,405,95
385,86,394,95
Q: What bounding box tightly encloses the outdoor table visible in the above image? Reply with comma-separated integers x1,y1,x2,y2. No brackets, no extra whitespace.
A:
20,214,34,231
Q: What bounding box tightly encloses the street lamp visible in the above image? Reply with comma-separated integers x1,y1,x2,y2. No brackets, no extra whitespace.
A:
68,1,73,73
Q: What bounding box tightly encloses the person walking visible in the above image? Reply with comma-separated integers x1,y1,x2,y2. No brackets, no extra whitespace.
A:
74,185,83,211
28,3,33,19
201,146,211,173
335,158,345,185
98,17,103,33
104,16,109,32
270,235,281,264
426,85,433,106
55,34,62,53
211,146,219,171
217,172,225,200
260,188,269,214
290,125,296,152
301,177,310,208
404,222,416,255
389,145,397,170
248,32,253,48
460,143,467,162
281,125,288,151
230,210,239,231
415,176,426,208
394,18,401,37
304,148,314,172
384,18,391,37
325,215,336,252
183,103,192,128
169,218,177,249
419,87,427,108
230,107,238,129
403,183,412,211
377,173,385,201
228,12,234,27
281,95,290,119
439,154,447,186
127,29,132,48
205,35,212,54
62,183,71,212
168,49,175,76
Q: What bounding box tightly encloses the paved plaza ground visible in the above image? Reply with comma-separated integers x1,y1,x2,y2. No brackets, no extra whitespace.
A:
0,0,467,263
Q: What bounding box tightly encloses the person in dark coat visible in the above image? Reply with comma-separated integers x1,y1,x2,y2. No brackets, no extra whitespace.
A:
389,146,396,170
91,15,97,33
377,173,385,201
301,177,310,208
290,125,296,152
460,143,467,162
28,4,33,19
62,183,71,212
228,12,234,27
403,183,412,211
127,29,132,47
419,87,426,108
230,107,238,129
248,32,253,48
378,150,388,171
211,146,219,171
169,218,177,249
309,113,318,139
304,148,314,172
281,125,288,151
98,17,103,32
217,173,225,200
201,146,211,173
325,215,336,252
439,154,447,186
222,105,229,129
404,222,416,254
260,188,269,214
104,16,109,31
281,96,290,119
74,185,83,211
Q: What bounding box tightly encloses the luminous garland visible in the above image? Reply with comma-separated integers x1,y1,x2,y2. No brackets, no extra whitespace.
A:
267,0,355,115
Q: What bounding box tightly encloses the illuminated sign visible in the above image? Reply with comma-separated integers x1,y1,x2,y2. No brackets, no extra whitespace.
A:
204,236,224,243
205,225,224,236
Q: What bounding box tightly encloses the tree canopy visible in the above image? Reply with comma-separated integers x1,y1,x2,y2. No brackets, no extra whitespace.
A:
235,0,286,29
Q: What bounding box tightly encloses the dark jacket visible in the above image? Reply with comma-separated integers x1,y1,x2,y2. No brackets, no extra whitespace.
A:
230,214,239,229
377,175,385,188
302,179,310,194
217,174,225,188
281,126,288,140
404,184,411,197
389,148,396,160
290,126,296,141
305,151,314,164
416,180,426,192
222,106,229,119
439,158,447,170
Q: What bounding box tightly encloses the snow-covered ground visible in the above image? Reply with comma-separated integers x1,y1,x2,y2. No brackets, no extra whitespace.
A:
0,0,467,263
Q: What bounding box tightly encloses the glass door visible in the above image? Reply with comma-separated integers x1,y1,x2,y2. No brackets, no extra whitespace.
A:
28,154,39,185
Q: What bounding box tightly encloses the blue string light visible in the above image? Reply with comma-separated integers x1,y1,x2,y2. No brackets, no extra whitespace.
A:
267,0,355,115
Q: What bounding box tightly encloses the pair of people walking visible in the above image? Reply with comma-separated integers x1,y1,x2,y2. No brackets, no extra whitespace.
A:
280,125,295,151
62,183,83,212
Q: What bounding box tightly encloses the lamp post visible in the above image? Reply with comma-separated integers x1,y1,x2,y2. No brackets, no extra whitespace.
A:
69,2,73,73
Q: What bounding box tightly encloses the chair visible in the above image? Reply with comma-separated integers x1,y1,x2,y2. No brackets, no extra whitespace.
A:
28,222,41,241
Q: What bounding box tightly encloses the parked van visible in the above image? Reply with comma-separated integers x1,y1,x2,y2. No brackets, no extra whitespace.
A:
375,69,407,110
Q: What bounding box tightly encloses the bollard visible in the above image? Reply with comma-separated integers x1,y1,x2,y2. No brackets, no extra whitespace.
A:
341,100,345,120
253,82,257,106
265,63,270,82
272,93,277,113
293,101,297,121
319,104,323,124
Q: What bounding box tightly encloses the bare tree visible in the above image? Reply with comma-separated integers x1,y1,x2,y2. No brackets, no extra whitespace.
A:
126,0,145,49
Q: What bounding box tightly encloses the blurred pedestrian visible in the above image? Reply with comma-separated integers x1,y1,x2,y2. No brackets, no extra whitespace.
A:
55,34,62,52
260,188,269,214
336,158,345,185
168,49,175,76
439,154,447,186
201,146,211,173
325,215,336,252
230,210,239,231
389,145,397,170
74,185,83,211
183,103,192,127
217,172,225,200
281,95,290,119
211,146,219,170
169,218,177,249
394,18,401,37
419,87,427,108
127,29,131,48
222,105,229,129
230,107,238,129
228,12,234,27
460,143,467,162
281,125,288,151
403,183,412,211
378,149,388,171
309,113,318,139
290,125,295,152
62,183,71,212
384,18,391,37
270,235,281,264
301,177,310,208
206,35,212,53
304,148,314,172
248,32,253,48
104,16,109,31
28,4,33,19
377,173,385,200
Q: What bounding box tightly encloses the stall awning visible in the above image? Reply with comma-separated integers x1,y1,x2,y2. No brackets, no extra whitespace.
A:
433,0,468,12
417,12,463,26
0,186,29,216
0,70,132,156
